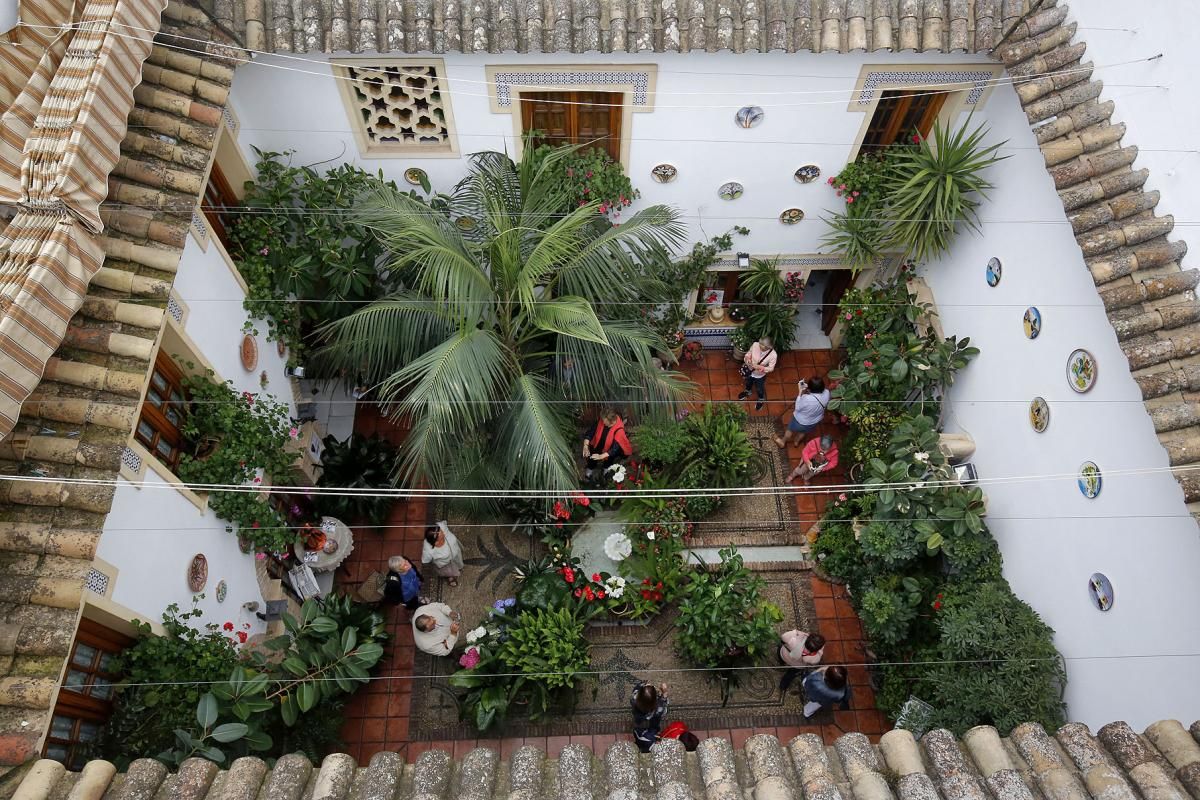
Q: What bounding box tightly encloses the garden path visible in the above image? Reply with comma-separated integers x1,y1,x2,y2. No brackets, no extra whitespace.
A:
334,348,887,762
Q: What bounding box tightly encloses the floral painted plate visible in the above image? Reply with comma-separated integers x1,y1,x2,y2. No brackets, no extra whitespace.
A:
1023,306,1041,339
779,208,804,225
1029,397,1049,432
455,216,478,232
240,334,258,371
794,164,821,183
718,181,744,200
187,554,208,592
215,579,227,603
1088,572,1113,611
735,106,764,128
1078,461,1102,498
404,167,428,186
986,257,1001,287
651,163,677,183
1067,348,1097,393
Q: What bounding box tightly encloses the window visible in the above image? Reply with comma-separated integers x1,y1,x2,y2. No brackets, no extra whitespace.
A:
333,60,456,156
202,161,239,251
135,351,187,470
520,92,622,162
43,619,133,769
861,89,948,151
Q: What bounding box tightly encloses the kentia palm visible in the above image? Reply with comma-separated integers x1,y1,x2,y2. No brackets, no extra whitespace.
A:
318,146,692,507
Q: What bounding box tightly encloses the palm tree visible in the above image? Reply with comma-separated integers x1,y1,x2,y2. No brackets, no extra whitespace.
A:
317,146,693,505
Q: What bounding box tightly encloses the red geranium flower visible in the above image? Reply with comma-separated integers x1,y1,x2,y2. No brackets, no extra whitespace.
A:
223,622,234,631
574,588,583,598
932,600,942,610
912,133,922,143
591,573,601,582
597,591,606,599
236,631,248,643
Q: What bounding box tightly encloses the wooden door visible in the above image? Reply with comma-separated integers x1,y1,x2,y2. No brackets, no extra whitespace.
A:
821,269,858,335
520,91,622,161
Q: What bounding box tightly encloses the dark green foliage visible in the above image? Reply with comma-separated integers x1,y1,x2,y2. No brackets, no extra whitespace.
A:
316,433,400,526
630,419,690,469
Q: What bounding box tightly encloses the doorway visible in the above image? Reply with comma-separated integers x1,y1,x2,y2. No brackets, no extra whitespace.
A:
819,269,857,336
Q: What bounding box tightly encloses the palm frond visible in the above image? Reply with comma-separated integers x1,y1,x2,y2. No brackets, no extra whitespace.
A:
557,321,696,416
554,205,686,303
491,373,578,496
820,204,887,269
531,296,610,345
312,293,457,384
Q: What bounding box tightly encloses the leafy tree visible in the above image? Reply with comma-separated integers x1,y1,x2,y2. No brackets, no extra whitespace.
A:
317,146,691,505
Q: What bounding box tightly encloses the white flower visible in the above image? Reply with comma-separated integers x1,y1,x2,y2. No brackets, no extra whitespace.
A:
915,363,930,371
913,451,930,463
465,626,487,644
646,530,656,540
603,532,632,561
604,575,626,599
612,468,627,484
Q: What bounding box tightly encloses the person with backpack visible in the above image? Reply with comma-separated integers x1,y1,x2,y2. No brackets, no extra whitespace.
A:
630,681,669,753
802,665,852,718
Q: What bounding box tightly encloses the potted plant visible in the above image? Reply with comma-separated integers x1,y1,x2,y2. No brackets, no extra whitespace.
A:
729,327,753,361
663,329,686,361
681,340,704,363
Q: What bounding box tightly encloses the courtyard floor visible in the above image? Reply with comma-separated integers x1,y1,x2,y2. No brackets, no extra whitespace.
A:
335,347,887,761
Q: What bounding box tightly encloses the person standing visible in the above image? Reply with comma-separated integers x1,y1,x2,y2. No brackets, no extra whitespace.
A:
421,521,465,587
412,602,461,656
778,631,825,693
631,681,669,753
787,435,839,484
775,376,829,448
802,665,851,718
737,337,777,411
382,555,423,611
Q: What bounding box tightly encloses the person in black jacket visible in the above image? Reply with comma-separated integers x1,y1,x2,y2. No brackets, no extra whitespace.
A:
631,681,669,753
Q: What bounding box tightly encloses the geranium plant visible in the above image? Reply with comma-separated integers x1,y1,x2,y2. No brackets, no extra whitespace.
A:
531,138,639,216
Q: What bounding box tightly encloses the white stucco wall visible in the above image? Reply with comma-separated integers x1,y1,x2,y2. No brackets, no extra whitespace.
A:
96,233,296,634
224,49,1200,727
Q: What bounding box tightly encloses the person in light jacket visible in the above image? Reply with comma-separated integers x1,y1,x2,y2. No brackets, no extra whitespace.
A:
775,376,830,448
412,602,460,656
802,665,851,718
421,521,464,587
738,337,777,411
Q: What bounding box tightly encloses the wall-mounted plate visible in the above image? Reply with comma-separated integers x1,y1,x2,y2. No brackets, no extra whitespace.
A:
1078,461,1102,499
779,208,804,225
986,257,1001,287
1067,349,1097,393
1023,306,1042,339
794,164,821,183
404,167,428,186
188,554,208,593
215,579,227,603
240,334,258,371
651,163,677,183
1088,572,1113,611
718,182,744,200
1029,397,1049,432
455,216,478,232
735,106,764,128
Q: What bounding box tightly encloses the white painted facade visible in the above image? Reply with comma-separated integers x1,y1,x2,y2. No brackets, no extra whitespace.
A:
223,48,1199,727
96,197,297,635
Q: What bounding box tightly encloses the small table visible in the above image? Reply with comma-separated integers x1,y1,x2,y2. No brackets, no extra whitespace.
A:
293,516,354,573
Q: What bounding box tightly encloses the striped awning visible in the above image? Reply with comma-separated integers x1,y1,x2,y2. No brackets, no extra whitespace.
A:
0,0,166,436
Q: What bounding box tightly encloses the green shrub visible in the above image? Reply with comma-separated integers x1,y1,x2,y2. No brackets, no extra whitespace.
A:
316,434,399,526
941,530,1004,582
679,404,761,488
498,608,591,717
858,576,921,650
859,520,922,569
531,142,638,214
678,463,723,519
846,405,902,468
631,419,690,468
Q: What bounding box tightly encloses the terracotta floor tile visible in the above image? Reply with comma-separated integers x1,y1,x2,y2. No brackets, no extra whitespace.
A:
591,733,618,757
453,739,479,758
361,718,386,743
837,617,863,640
387,718,410,742
832,598,856,618
820,640,846,662
813,597,837,619
387,692,412,718
776,726,804,745
811,578,834,598
848,665,871,687
407,742,430,759
522,736,547,752
730,728,755,751
855,709,888,735
364,693,390,717
546,736,572,757
852,686,877,709
833,710,858,733
428,740,456,755
500,737,524,760
359,743,388,762
340,718,362,742
820,726,843,745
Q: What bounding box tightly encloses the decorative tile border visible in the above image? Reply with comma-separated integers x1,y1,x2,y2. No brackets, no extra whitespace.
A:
190,207,209,250
857,69,996,106
85,567,111,597
487,65,657,111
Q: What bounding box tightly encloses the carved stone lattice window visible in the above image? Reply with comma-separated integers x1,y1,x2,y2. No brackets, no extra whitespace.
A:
334,60,458,157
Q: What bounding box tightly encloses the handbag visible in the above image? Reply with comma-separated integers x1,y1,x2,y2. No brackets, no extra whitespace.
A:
739,348,773,379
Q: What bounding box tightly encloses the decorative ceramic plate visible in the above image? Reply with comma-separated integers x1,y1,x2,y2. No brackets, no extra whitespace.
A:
779,208,805,225
735,106,764,128
794,164,821,183
276,340,286,358
1067,348,1097,393
215,579,227,603
1023,306,1042,339
240,334,258,371
986,257,1001,287
404,167,428,186
455,216,478,232
1078,461,1102,499
187,554,208,593
718,181,744,200
651,163,677,183
1088,572,1113,611
1029,397,1049,433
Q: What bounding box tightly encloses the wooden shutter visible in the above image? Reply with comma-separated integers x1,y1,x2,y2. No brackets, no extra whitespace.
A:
861,89,948,151
135,351,188,470
520,91,622,161
203,161,240,251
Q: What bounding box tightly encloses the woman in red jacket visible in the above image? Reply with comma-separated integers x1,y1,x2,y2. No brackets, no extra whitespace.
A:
583,409,633,477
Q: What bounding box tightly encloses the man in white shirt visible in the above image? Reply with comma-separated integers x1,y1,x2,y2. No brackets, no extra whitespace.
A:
737,336,777,411
412,602,461,656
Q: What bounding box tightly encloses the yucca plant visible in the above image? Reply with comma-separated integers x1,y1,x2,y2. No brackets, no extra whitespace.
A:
820,201,889,269
883,116,1007,261
316,144,692,510
738,258,785,303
